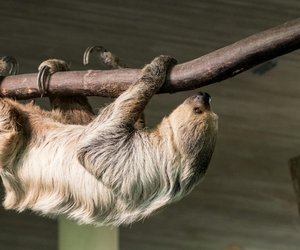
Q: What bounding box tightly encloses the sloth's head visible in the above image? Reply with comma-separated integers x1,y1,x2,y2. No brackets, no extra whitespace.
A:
167,92,218,193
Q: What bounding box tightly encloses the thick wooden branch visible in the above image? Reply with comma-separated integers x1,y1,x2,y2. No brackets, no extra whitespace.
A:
1,18,300,100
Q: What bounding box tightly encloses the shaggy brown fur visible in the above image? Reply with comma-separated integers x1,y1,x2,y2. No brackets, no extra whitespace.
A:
0,55,218,225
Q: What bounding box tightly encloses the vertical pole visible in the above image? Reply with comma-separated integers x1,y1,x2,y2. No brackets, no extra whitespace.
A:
59,217,118,250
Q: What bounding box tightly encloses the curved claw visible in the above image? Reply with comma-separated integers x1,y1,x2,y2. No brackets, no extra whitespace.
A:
83,46,107,65
0,56,19,75
83,46,126,69
37,59,69,96
37,65,50,95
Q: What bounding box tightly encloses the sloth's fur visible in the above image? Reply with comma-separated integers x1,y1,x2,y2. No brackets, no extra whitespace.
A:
0,56,218,226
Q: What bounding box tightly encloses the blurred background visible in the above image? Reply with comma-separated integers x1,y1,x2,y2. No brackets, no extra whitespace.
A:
1,1,300,250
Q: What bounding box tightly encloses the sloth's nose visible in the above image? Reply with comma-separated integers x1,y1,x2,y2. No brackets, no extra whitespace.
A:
185,92,212,110
195,92,211,105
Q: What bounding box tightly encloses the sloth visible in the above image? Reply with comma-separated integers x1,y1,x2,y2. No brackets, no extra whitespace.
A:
0,52,218,226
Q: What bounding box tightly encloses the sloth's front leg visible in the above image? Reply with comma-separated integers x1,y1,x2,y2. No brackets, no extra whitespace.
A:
110,55,176,127
83,46,148,129
37,59,95,125
77,55,176,182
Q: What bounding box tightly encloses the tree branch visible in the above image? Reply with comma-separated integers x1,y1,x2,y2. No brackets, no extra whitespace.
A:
1,18,300,100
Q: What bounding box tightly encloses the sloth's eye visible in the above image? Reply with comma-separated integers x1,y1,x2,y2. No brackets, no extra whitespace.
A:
193,107,203,114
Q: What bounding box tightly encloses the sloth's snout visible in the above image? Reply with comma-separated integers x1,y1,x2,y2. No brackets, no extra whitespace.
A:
185,92,212,110
184,92,213,114
195,92,211,105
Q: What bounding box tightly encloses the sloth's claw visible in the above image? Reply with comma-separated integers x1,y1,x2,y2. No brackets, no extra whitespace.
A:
83,46,107,66
83,45,125,69
0,56,19,75
37,59,69,95
37,65,51,95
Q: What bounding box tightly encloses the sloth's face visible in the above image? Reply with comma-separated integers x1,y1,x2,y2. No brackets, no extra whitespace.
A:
169,92,218,140
167,92,218,190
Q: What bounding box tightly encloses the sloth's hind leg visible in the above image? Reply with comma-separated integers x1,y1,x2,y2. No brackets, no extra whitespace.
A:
37,59,95,125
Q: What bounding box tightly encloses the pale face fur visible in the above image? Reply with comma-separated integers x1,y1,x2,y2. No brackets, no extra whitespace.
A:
0,56,218,226
167,95,218,190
